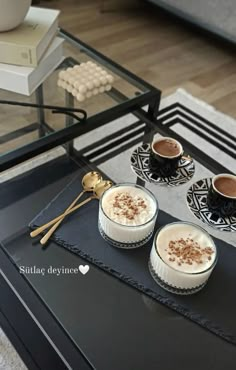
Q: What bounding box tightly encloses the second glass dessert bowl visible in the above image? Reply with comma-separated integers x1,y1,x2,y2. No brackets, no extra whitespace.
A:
149,222,218,295
98,183,159,248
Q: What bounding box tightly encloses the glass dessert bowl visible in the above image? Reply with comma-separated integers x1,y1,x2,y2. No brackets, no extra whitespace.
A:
98,183,159,248
149,222,218,295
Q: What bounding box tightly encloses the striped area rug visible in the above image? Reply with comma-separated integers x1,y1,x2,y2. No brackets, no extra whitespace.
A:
77,88,236,173
0,328,27,370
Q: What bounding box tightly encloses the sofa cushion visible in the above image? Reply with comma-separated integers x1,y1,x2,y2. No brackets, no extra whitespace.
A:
148,0,236,43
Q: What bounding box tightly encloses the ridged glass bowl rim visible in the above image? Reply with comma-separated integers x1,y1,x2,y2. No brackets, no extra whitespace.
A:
99,183,159,228
152,221,218,275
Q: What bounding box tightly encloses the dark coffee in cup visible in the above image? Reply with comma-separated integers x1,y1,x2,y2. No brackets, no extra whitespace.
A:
149,137,183,177
214,177,236,197
207,174,236,217
153,140,180,157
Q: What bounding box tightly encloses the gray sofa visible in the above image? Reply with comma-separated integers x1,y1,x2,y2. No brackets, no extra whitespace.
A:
148,0,236,43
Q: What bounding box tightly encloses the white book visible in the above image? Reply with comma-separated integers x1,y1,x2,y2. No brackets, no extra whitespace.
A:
0,7,60,67
0,37,64,96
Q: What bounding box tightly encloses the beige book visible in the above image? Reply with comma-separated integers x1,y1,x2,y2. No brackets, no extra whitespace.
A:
0,7,60,67
0,37,64,95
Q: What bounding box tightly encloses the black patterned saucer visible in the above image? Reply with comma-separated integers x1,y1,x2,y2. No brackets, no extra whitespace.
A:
130,144,195,186
186,178,236,232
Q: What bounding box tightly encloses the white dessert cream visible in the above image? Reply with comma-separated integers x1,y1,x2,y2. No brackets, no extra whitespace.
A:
150,222,217,292
99,184,158,246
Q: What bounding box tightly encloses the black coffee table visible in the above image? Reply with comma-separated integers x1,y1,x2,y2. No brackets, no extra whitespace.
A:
1,144,236,370
1,31,236,370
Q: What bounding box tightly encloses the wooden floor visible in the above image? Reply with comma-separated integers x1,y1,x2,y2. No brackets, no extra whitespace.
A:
41,0,236,117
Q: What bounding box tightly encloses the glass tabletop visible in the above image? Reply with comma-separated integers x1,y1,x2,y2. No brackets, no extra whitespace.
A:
1,124,236,369
0,28,160,172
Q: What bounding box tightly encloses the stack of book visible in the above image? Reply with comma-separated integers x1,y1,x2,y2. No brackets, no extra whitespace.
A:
0,7,64,95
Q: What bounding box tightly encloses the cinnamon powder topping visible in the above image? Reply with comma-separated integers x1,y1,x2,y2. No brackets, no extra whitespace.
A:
112,192,147,220
167,237,214,266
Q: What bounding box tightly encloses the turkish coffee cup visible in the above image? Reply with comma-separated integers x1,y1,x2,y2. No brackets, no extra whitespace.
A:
149,137,183,177
207,174,236,217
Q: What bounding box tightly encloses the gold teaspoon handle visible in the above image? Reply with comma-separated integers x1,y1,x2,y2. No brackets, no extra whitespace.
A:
30,190,86,238
39,196,94,245
30,214,68,238
39,189,86,245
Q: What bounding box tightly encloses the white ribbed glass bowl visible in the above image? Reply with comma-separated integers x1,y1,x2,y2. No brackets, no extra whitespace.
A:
149,222,218,295
98,183,159,248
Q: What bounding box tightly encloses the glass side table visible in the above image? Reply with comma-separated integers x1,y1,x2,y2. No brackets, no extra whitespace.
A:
0,28,161,172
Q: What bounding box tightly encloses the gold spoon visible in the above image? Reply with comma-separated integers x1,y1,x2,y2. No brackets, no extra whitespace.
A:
40,180,113,245
30,171,102,238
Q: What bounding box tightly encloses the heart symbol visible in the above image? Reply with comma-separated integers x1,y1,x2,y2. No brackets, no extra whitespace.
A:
79,265,90,275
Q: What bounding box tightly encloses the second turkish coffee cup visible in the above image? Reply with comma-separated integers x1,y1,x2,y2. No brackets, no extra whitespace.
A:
207,174,236,217
149,137,183,177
